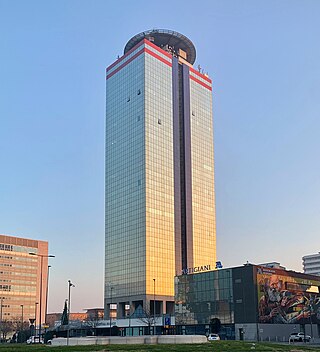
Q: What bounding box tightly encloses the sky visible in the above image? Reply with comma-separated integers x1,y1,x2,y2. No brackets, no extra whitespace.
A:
1,0,320,313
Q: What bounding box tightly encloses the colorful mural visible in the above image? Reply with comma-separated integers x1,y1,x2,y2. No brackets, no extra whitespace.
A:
256,266,320,324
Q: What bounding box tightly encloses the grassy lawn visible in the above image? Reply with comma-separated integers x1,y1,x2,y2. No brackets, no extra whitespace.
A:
0,341,319,352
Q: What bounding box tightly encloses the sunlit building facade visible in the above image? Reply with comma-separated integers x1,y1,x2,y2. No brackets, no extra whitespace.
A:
0,234,48,325
105,29,216,318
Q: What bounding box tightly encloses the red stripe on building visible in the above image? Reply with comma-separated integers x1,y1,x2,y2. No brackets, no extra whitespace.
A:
106,48,145,79
106,40,145,72
189,66,212,84
107,38,173,73
106,47,172,80
144,48,172,67
144,39,172,59
190,75,212,91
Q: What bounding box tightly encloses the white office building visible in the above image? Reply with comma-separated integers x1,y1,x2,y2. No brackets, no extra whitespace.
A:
303,252,320,276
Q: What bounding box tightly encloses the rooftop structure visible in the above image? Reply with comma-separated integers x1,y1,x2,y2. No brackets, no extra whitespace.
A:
124,29,196,64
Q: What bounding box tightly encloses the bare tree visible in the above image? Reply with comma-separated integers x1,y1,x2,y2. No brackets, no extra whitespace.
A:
83,310,104,335
0,320,14,340
137,306,155,335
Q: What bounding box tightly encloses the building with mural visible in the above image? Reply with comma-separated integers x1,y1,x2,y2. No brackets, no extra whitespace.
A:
175,263,320,340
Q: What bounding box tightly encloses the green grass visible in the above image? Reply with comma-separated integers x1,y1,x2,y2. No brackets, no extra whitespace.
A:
0,341,319,352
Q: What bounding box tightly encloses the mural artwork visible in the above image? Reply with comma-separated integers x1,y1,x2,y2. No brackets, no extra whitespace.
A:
257,266,320,324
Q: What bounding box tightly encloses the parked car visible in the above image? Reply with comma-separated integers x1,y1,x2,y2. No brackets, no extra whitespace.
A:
26,336,44,344
208,333,220,341
289,332,311,342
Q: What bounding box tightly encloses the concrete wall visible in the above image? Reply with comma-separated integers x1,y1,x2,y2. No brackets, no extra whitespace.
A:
51,335,208,346
235,323,320,342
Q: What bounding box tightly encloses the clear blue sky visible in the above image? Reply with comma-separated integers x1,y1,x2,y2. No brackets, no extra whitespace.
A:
1,0,319,313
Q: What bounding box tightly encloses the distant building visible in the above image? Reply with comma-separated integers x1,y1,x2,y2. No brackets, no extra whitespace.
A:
259,262,286,270
303,252,320,276
175,263,320,340
46,309,104,328
0,234,48,325
105,28,216,319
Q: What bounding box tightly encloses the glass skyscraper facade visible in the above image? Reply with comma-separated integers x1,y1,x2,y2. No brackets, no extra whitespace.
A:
105,29,216,318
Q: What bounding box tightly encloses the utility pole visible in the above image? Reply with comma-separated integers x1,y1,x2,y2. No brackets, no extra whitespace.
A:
67,280,75,346
153,278,156,335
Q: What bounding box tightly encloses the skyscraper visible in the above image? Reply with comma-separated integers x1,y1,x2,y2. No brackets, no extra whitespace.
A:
105,29,216,318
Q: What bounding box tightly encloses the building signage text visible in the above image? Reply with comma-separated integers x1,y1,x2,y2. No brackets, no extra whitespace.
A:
182,264,211,275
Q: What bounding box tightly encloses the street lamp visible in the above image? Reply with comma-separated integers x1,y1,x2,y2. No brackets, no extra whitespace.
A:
45,265,51,326
21,304,24,326
34,302,38,336
29,252,55,342
109,285,113,337
67,280,75,346
20,304,24,343
153,278,156,335
0,295,3,326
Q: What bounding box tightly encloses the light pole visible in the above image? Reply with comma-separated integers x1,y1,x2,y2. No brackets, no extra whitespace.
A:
109,286,113,337
29,252,55,342
0,296,2,341
20,305,24,343
45,265,51,327
0,296,2,342
153,278,156,335
67,280,75,346
34,302,38,336
0,295,3,328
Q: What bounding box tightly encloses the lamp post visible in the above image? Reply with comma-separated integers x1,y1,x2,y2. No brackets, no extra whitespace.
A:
153,278,156,335
20,304,24,343
29,252,55,342
21,304,24,327
45,265,51,327
0,295,3,326
109,285,113,337
67,280,75,346
34,302,38,336
0,296,2,342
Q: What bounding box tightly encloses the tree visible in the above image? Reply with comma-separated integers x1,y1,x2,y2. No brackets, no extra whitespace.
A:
12,319,30,343
136,306,155,335
83,314,103,336
0,320,14,341
61,300,68,326
210,318,221,334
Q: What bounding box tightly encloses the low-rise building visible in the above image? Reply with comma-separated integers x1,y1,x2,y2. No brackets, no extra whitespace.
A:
46,309,104,328
175,263,320,340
